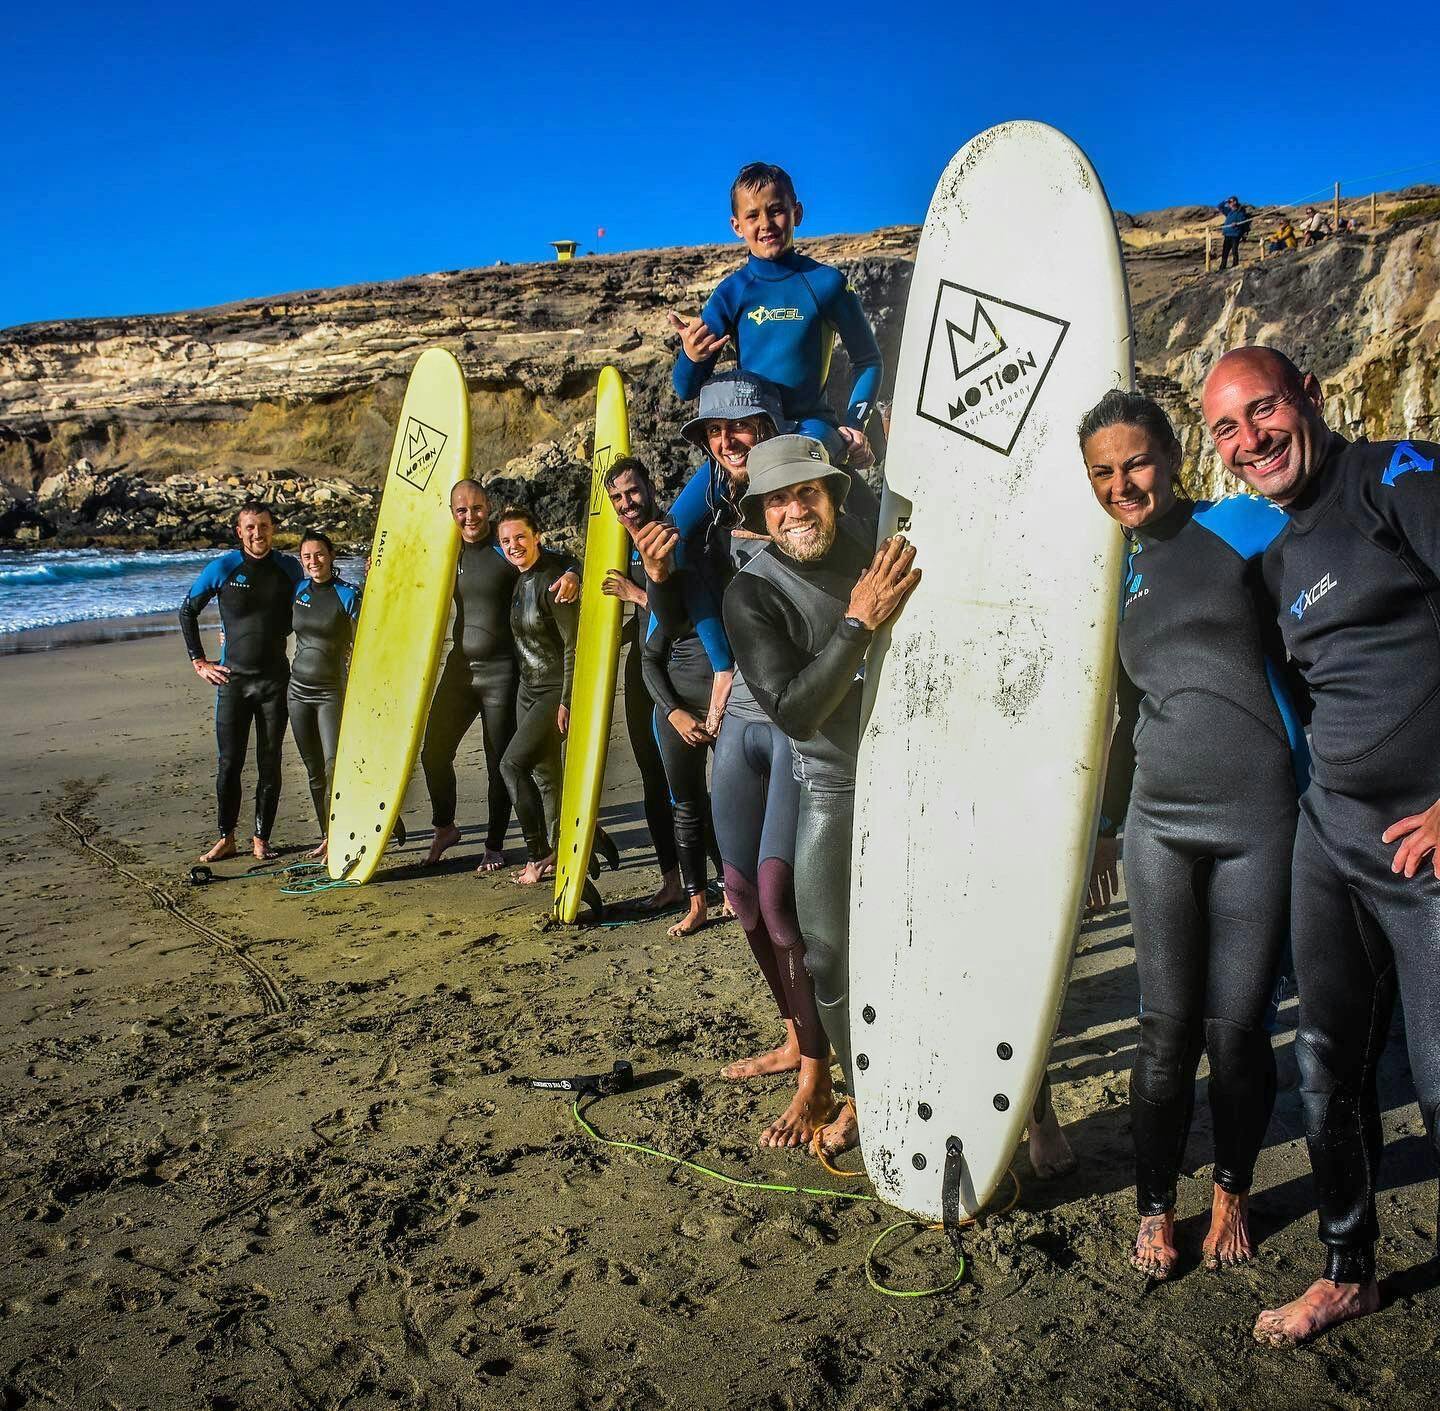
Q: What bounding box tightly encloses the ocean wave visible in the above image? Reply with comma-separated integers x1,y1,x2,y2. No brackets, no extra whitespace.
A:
0,548,364,637
0,550,212,586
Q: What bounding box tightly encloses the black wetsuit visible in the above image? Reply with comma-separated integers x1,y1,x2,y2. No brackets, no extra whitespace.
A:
723,519,874,1082
179,548,303,840
710,538,818,1059
620,551,678,878
1100,496,1308,1218
422,538,522,852
1261,435,1440,1283
641,608,722,897
502,547,578,861
288,576,362,830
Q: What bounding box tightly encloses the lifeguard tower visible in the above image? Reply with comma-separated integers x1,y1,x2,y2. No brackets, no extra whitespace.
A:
550,240,579,262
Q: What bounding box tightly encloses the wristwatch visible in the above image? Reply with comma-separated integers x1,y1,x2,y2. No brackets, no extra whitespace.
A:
843,616,870,632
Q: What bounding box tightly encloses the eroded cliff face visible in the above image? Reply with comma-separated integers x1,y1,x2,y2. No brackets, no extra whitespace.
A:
1135,209,1440,498
0,230,914,545
2,197,1436,545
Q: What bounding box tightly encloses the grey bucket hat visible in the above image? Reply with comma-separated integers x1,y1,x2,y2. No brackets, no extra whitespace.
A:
738,434,851,534
680,369,788,449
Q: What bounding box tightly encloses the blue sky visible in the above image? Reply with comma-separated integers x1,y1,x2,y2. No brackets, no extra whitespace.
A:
5,1,1437,327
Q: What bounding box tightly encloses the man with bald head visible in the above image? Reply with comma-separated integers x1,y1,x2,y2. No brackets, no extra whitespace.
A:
421,480,576,872
1203,346,1440,1346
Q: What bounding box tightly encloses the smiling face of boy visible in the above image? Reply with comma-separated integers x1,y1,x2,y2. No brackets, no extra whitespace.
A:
731,181,802,261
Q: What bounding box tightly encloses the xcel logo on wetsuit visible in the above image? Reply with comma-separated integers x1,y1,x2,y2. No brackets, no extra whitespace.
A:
746,306,802,326
1290,572,1339,620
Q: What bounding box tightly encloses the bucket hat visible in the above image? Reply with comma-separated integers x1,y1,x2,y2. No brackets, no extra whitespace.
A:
738,435,851,534
680,370,787,450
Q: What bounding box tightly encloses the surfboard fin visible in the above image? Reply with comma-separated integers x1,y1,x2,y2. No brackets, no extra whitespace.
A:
579,879,605,926
593,827,620,873
941,1135,970,1237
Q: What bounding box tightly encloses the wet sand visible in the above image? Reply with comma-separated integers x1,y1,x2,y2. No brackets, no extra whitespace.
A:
1,634,1436,1410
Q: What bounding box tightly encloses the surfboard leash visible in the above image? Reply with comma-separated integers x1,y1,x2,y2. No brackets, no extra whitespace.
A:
562,1094,1032,1298
275,861,360,895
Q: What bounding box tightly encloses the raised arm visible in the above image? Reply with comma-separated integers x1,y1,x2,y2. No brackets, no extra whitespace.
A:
828,279,883,430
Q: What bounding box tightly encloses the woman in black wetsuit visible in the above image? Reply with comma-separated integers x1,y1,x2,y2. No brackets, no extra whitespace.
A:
1081,390,1307,1280
288,531,362,859
496,508,579,887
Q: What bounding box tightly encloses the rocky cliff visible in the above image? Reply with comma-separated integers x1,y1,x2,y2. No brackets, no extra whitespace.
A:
2,190,1436,546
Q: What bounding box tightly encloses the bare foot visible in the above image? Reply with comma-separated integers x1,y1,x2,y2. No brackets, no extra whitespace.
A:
816,1097,859,1159
425,823,461,866
1253,1278,1380,1347
1027,1104,1078,1179
639,873,684,912
1202,1186,1255,1270
251,836,278,861
199,836,237,863
760,1060,835,1149
666,895,708,937
306,838,328,861
513,855,555,886
722,1024,802,1081
474,847,505,874
1130,1212,1178,1280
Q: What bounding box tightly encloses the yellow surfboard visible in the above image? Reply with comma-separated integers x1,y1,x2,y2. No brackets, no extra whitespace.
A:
328,348,470,882
552,367,631,922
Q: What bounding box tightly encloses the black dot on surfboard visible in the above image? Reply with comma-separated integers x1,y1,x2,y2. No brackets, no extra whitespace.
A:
993,1094,1010,1112
862,1005,876,1024
855,1053,869,1070
912,1153,927,1170
997,1042,1013,1060
917,1102,932,1120
379,801,385,810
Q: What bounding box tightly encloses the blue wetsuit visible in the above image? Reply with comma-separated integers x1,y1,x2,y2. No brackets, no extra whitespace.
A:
288,575,362,829
1100,495,1308,1219
179,548,304,840
672,250,882,460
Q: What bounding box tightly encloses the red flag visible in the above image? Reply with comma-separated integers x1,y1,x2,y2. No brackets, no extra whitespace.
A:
596,226,606,239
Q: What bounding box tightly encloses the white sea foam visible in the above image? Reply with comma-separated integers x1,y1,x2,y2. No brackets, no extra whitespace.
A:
0,549,362,635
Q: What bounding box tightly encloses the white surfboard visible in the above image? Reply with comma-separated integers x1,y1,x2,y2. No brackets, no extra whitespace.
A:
849,122,1131,1221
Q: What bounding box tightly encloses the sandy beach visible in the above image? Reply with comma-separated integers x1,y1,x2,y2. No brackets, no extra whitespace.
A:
2,631,1436,1410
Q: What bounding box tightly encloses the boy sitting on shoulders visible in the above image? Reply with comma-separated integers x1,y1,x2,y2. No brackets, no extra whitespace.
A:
668,162,882,468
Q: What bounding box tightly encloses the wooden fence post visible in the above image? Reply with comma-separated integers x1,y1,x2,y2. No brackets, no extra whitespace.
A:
1205,228,1212,272
1334,181,1341,230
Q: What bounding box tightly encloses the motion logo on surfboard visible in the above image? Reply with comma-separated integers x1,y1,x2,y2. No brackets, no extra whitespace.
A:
588,443,618,517
915,281,1069,455
397,418,448,492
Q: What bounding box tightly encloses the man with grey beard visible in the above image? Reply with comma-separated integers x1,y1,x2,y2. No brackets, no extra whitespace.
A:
722,435,918,1156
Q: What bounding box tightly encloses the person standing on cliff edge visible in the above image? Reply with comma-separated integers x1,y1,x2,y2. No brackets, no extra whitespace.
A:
1202,345,1440,1347
1216,195,1251,271
179,500,303,862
